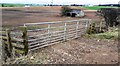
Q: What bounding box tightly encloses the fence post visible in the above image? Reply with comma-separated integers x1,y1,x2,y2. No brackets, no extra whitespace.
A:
20,26,28,55
64,22,67,41
76,22,79,38
86,20,90,34
48,24,51,44
86,20,89,29
6,29,12,57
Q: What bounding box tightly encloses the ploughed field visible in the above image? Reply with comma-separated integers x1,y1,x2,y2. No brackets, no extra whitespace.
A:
2,6,99,26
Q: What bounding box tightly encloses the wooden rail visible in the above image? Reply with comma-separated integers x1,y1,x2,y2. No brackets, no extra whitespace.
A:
1,26,28,57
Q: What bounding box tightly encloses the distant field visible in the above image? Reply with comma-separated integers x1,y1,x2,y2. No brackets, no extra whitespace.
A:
0,4,24,7
2,6,99,26
81,6,118,10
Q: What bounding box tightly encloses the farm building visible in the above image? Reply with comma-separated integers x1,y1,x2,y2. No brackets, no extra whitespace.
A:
66,9,85,17
25,4,31,7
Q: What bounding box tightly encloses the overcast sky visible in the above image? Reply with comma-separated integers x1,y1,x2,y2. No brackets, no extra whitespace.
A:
0,0,120,5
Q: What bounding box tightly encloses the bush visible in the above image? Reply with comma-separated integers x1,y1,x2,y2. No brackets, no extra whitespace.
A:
85,28,118,40
60,6,71,16
86,23,96,34
1,4,4,7
97,8,119,28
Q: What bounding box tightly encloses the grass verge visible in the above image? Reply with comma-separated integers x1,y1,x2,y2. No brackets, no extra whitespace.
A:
81,6,118,10
84,28,118,40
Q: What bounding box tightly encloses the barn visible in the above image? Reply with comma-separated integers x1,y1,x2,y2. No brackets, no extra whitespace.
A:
66,9,85,17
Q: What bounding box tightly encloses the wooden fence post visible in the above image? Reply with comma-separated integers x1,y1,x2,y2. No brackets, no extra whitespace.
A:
20,26,28,55
48,24,51,44
64,22,67,41
86,20,91,34
76,22,79,38
85,21,89,30
6,29,12,57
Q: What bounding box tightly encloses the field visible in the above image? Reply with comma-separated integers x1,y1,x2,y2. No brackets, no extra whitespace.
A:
0,4,24,7
2,6,100,27
81,6,118,10
1,6,118,64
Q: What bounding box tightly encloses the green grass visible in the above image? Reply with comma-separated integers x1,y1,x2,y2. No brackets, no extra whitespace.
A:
84,28,118,40
0,3,25,7
81,6,118,10
0,4,1,7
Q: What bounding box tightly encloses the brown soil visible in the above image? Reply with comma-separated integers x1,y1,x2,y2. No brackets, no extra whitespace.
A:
2,6,100,26
6,37,118,64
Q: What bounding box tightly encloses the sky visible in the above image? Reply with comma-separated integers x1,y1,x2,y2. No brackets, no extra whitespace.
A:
0,0,120,5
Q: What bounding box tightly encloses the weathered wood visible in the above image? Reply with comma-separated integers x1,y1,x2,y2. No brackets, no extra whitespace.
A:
1,28,29,56
76,22,79,38
14,49,25,54
64,22,67,41
1,36,8,40
4,41,8,45
11,38,24,42
0,31,6,35
20,26,28,55
48,24,51,44
6,29,12,57
12,43,24,49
